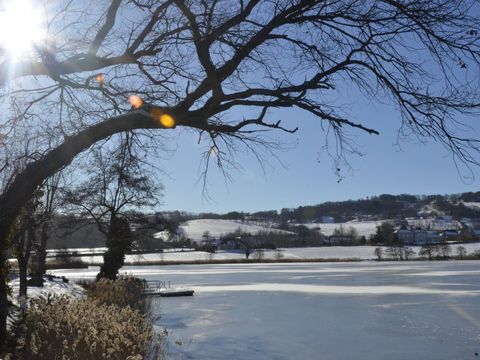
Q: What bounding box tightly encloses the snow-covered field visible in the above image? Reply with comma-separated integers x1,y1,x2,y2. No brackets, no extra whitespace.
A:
176,219,293,241
176,218,383,239
462,201,480,209
300,220,384,237
62,243,480,265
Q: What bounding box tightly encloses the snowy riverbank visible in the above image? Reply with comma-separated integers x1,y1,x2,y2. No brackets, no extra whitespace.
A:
45,243,480,265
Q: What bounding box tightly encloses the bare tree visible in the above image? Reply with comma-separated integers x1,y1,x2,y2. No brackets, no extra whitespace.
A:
0,0,480,346
438,240,452,260
419,243,438,260
11,199,38,298
30,173,62,287
62,133,163,280
402,247,415,261
385,244,403,260
456,245,467,260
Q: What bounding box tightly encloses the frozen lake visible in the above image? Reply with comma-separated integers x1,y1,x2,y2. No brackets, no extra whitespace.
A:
54,261,480,359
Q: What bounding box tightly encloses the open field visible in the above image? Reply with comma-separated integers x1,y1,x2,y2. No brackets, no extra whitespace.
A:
42,243,480,266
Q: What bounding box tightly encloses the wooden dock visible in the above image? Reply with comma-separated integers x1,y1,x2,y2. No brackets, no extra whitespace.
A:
143,280,194,297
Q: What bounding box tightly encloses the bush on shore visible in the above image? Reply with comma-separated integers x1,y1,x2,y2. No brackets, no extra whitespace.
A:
7,276,163,360
83,275,146,312
13,296,152,360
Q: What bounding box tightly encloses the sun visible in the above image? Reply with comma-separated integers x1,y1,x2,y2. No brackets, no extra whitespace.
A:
0,0,45,59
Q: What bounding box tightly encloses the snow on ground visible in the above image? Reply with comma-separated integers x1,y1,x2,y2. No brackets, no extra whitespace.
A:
46,247,108,255
46,247,192,256
281,246,375,260
9,276,84,306
462,201,480,209
76,250,248,264
300,220,384,237
176,219,293,241
285,242,480,259
7,275,84,330
66,242,480,264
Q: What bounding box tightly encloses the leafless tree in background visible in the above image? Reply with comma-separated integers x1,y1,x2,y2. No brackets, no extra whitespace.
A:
1,0,480,346
29,172,63,287
62,132,163,280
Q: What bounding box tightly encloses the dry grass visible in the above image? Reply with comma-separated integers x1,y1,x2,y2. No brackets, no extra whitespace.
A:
84,275,146,312
8,276,165,360
13,296,152,360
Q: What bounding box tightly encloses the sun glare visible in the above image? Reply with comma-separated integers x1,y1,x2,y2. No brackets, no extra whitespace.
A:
0,0,45,59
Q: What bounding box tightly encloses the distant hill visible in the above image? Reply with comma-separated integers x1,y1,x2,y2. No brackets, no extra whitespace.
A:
47,191,480,248
252,192,480,223
177,219,294,242
154,192,480,224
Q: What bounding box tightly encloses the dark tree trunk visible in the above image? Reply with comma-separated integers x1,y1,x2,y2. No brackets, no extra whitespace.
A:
97,215,133,281
0,252,7,349
15,215,34,298
18,256,27,298
20,233,33,298
30,222,49,287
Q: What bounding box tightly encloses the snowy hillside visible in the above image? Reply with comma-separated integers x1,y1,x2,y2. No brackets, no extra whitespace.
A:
177,219,293,242
300,220,384,238
176,218,385,241
462,202,480,210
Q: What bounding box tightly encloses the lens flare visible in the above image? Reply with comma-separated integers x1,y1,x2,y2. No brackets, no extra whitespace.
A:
159,114,175,128
128,95,143,109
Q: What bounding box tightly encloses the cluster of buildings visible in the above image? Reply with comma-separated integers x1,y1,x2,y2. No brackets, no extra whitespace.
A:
321,215,476,246
394,216,465,245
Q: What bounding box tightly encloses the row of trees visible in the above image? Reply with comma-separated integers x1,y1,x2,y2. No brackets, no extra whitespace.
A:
374,244,472,261
374,246,415,261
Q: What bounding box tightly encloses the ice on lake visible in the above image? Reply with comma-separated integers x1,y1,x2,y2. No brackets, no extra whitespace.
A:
54,261,480,359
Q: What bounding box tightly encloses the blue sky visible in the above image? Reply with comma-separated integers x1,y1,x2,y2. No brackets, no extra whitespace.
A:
158,93,480,214
148,3,480,215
